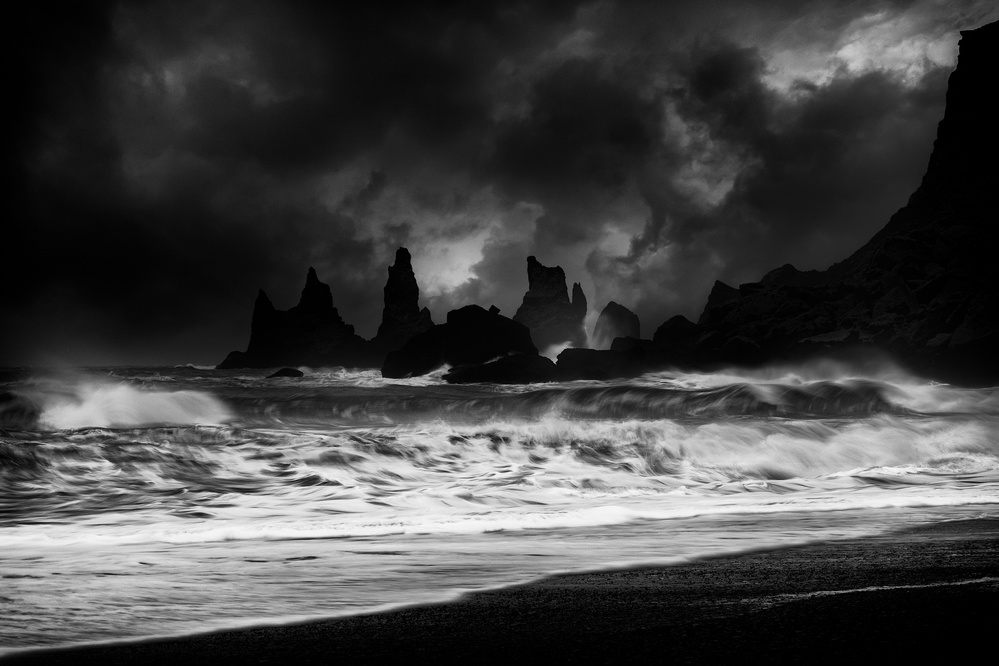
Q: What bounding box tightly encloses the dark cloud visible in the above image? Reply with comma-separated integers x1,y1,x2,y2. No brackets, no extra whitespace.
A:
4,0,994,365
685,59,948,275
490,59,662,196
685,41,771,143
485,57,667,254
585,31,951,332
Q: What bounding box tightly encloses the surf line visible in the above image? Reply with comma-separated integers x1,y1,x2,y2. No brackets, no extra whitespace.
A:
740,575,999,610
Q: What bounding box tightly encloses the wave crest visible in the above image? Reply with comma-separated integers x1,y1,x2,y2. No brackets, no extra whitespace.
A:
36,382,232,429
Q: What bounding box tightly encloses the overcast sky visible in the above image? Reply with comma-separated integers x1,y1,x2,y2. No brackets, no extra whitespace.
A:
6,0,997,366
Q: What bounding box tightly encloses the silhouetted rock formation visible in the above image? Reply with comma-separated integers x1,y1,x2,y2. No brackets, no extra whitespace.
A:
593,302,640,349
218,247,436,370
372,248,434,352
650,21,999,383
267,367,304,378
218,268,372,369
220,22,997,383
555,348,648,381
444,354,557,384
382,305,538,378
653,315,703,350
513,257,587,350
697,281,739,327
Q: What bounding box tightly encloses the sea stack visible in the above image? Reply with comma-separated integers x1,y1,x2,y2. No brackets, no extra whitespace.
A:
382,305,538,378
512,256,587,351
592,302,640,349
372,247,434,352
217,267,368,369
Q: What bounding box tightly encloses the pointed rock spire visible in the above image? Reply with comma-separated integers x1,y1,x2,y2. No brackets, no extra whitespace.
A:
295,266,334,316
374,247,434,351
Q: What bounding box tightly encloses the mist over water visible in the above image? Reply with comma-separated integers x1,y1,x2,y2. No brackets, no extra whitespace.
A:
1,362,997,651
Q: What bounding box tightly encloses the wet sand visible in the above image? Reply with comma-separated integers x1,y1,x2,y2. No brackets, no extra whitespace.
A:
5,516,998,665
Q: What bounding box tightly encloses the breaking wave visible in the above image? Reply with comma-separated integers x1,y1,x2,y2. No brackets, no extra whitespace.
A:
3,381,233,430
2,362,998,651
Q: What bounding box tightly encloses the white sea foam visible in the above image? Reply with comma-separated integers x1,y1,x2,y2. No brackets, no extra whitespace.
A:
38,381,232,429
4,485,997,550
291,364,453,387
4,364,999,652
641,356,926,389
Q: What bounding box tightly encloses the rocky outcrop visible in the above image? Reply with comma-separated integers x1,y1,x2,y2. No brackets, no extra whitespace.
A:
382,305,538,378
555,348,648,381
697,281,739,327
266,367,305,378
218,268,373,369
513,257,587,350
218,247,434,370
647,21,999,383
372,248,434,352
653,315,703,350
592,302,640,349
444,354,557,384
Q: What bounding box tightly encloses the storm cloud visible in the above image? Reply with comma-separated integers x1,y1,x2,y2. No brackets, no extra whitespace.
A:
5,0,996,365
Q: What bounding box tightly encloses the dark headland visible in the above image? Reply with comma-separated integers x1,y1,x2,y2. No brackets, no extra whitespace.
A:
217,21,999,386
5,517,998,664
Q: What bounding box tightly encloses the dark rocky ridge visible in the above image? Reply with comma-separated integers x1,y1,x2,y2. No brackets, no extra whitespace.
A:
513,257,587,350
443,354,557,384
219,247,433,370
218,268,372,369
382,305,537,379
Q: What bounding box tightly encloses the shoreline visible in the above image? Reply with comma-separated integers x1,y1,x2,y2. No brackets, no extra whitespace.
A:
5,516,997,664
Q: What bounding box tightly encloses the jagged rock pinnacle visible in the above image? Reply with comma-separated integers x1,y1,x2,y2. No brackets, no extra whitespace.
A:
373,247,434,351
513,257,587,350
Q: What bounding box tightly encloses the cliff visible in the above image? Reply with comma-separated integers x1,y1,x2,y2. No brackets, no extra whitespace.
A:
654,21,999,383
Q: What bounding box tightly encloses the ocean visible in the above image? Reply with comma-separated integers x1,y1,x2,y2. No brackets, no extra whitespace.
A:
1,362,997,654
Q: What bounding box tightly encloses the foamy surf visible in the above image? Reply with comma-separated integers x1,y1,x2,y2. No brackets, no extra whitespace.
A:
1,363,997,650
35,381,232,429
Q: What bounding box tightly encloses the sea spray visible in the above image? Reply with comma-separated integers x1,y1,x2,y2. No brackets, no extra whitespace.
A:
37,380,232,429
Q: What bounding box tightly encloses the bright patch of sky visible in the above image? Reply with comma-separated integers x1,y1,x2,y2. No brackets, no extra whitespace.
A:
412,197,541,295
834,11,956,83
413,230,491,296
763,3,998,93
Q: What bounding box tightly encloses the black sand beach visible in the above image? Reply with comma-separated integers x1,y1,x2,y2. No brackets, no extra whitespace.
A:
6,516,997,665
